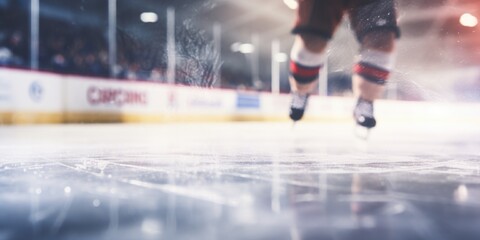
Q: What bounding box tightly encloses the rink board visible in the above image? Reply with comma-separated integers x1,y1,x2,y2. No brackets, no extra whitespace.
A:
0,68,479,124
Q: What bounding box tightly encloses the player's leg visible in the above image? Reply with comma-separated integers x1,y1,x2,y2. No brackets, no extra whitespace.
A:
353,32,396,128
289,35,327,95
288,35,327,121
289,0,344,121
350,0,400,128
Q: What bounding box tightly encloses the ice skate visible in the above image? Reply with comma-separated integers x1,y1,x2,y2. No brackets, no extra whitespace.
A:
289,92,309,122
353,98,376,139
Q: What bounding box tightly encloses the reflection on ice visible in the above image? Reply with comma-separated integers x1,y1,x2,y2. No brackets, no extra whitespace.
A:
454,184,469,203
141,218,162,236
0,123,479,239
92,199,101,207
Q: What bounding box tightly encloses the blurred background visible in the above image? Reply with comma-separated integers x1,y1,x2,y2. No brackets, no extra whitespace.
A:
1,2,479,239
1,0,480,101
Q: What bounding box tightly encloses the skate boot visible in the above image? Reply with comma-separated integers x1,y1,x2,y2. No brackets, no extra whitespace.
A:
289,92,309,121
354,98,376,129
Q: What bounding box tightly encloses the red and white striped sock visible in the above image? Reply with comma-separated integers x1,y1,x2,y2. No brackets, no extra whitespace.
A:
289,42,325,84
353,49,395,85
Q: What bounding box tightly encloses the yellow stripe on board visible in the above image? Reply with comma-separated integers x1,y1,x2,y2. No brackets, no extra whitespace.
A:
1,112,293,124
65,113,128,123
1,112,63,124
66,113,292,123
0,112,13,124
2,111,480,125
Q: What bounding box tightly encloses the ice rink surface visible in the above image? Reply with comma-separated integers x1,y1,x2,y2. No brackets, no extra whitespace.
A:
0,122,479,240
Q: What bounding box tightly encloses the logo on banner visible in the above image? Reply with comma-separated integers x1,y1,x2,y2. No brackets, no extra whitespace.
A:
236,93,260,109
189,96,222,108
29,81,43,102
87,87,147,106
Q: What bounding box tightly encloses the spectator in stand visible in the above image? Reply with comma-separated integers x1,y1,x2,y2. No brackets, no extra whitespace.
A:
50,53,69,73
0,47,13,66
6,30,27,63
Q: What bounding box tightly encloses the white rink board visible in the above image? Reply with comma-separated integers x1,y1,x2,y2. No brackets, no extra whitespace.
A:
0,68,479,123
0,68,63,112
258,93,289,118
0,71,13,112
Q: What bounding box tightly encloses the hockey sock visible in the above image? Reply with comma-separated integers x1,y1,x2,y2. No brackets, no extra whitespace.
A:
289,43,325,84
353,49,395,85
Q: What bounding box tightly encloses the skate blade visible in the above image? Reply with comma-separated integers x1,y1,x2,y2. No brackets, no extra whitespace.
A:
291,121,298,130
354,125,371,152
354,125,371,140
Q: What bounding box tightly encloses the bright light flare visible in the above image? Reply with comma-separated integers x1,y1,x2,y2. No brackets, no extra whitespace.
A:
459,13,478,27
140,12,158,23
231,42,255,54
283,0,298,10
239,44,254,54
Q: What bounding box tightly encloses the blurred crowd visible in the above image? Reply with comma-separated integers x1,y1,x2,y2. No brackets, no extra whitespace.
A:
0,12,166,81
40,19,111,77
0,8,28,68
0,4,254,90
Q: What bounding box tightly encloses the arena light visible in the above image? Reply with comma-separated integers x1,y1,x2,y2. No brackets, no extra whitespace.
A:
459,13,478,27
283,0,298,10
140,12,158,23
239,44,255,54
231,42,255,54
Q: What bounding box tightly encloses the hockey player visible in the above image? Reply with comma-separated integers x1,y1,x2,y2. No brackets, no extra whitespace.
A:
288,0,400,129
